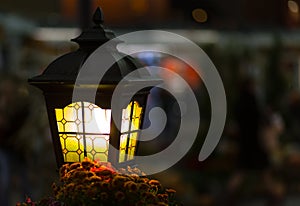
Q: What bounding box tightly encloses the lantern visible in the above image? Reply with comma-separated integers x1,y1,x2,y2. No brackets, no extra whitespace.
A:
29,7,160,168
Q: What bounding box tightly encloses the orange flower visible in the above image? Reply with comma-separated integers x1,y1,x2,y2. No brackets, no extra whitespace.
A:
166,188,177,200
165,188,176,194
88,175,102,183
148,179,160,186
20,158,180,205
148,179,162,192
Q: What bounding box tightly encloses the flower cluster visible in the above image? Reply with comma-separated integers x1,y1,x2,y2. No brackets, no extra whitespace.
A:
17,158,179,206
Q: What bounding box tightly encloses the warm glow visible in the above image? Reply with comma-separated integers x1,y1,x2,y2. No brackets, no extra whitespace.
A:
121,101,142,132
55,102,110,162
119,101,142,162
119,134,128,162
288,0,299,13
55,101,142,163
119,132,138,162
192,8,208,23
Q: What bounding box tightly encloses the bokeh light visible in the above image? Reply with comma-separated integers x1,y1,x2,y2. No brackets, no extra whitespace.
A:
192,8,208,23
288,0,299,13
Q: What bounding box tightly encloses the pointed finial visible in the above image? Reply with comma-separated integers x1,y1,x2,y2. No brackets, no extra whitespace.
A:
93,7,104,25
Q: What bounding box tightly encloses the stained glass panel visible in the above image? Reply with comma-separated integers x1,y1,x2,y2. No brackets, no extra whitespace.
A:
132,102,142,131
59,134,84,162
119,101,143,163
121,102,132,133
127,132,138,160
85,135,109,162
55,102,111,163
83,103,111,134
119,134,128,162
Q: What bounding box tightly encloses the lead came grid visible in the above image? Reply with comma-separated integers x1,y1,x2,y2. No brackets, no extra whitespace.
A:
119,101,142,162
55,102,111,162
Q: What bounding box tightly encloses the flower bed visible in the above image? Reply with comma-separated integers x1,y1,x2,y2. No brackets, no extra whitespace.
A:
17,158,180,206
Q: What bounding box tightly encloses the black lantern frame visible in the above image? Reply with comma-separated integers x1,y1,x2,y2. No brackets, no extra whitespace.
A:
29,7,160,168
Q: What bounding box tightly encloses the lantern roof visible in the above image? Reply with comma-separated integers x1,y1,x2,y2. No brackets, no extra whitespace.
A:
29,7,161,89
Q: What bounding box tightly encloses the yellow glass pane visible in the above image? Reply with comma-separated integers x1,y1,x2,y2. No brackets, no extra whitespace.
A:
128,150,135,160
60,134,65,149
56,109,63,121
129,132,137,147
66,152,80,162
56,109,65,132
57,122,64,132
119,134,128,162
132,102,142,131
60,134,84,162
55,103,81,133
65,136,79,152
119,101,142,162
56,102,111,134
55,102,112,163
128,132,137,160
120,134,127,150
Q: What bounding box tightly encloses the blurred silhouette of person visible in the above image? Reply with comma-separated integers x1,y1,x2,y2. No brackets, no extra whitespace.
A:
225,77,284,206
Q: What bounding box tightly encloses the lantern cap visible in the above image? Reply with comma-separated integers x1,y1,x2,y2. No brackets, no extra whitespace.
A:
71,7,121,48
28,7,162,90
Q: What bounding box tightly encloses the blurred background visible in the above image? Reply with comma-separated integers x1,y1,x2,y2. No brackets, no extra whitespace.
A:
2,0,300,205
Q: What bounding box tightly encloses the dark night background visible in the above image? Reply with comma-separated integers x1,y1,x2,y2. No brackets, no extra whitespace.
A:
1,0,300,205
